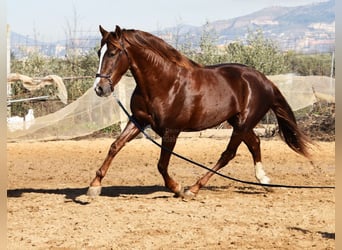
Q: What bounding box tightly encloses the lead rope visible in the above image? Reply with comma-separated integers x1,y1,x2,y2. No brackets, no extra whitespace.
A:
114,96,335,189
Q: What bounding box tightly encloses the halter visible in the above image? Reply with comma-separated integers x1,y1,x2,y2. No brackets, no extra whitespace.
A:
95,73,113,85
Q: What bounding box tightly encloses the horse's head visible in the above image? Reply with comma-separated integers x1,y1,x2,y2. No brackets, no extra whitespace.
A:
94,25,130,97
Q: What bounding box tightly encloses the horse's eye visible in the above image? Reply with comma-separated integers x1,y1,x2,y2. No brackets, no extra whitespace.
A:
109,52,116,57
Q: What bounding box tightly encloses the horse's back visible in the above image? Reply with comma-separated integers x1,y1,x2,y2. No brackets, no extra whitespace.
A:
206,63,276,99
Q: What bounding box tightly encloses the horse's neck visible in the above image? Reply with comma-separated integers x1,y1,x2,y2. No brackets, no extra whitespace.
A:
129,50,180,96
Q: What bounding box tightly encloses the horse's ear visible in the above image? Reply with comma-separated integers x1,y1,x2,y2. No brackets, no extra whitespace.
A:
107,25,123,50
99,25,108,37
114,25,122,38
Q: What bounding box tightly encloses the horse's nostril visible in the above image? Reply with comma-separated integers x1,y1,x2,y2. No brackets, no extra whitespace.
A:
95,86,103,96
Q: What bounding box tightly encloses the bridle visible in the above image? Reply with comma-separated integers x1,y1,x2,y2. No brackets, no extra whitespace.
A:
95,73,113,85
94,36,130,88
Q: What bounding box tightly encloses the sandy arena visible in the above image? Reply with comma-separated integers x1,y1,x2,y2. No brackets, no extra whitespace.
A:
7,133,335,249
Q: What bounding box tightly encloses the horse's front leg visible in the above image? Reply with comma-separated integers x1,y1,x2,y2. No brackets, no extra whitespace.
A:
158,130,183,197
87,121,141,196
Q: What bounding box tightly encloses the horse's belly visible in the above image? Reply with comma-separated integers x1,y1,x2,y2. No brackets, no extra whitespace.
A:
166,105,235,131
187,112,231,131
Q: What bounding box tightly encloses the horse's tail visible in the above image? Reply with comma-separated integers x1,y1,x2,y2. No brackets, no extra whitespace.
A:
270,86,311,158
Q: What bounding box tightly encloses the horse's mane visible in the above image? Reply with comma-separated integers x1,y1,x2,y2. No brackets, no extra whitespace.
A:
122,29,201,69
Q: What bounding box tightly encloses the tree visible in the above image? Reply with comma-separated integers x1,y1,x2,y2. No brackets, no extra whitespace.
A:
194,22,224,65
287,53,335,76
225,30,290,75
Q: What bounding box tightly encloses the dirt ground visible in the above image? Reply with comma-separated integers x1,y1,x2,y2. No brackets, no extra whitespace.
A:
7,134,335,249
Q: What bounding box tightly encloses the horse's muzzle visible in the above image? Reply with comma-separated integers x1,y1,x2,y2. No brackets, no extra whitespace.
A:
94,83,112,97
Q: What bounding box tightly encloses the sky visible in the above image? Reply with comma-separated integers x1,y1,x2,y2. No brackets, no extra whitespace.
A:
7,0,327,42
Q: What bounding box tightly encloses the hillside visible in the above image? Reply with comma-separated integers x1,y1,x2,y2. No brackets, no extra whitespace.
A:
158,0,335,53
10,0,335,58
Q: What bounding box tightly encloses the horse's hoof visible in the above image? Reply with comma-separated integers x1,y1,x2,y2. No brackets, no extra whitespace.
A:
182,189,197,200
173,185,185,198
260,176,270,185
87,186,102,197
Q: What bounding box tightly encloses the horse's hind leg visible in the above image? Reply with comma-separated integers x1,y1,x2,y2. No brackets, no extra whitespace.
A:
157,129,183,197
243,130,270,185
184,129,243,198
87,121,140,196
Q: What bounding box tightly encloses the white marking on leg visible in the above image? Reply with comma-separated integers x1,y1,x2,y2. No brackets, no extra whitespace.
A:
93,44,108,89
87,186,102,197
255,162,270,184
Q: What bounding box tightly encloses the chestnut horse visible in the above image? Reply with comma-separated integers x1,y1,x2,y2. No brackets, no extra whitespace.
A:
88,25,310,198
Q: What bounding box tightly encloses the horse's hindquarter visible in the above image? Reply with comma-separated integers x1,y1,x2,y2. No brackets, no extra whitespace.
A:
175,64,275,131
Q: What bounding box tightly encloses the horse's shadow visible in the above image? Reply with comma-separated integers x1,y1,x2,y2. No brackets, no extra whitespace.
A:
7,185,267,205
7,185,170,205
